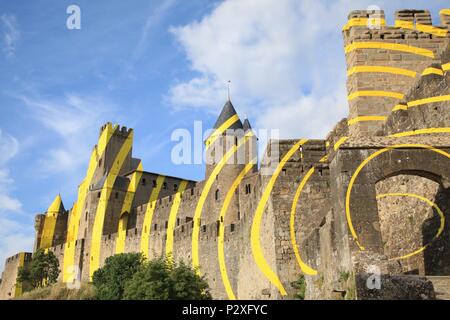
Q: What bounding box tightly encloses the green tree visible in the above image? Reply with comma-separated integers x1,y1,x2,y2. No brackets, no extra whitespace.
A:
123,257,211,300
92,252,144,300
17,250,60,291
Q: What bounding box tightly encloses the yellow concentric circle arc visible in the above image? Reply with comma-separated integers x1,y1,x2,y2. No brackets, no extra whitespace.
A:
345,144,450,251
376,192,445,260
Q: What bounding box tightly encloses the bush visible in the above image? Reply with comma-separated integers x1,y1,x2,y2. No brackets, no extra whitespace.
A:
293,274,306,300
17,249,60,291
92,252,145,300
123,257,211,300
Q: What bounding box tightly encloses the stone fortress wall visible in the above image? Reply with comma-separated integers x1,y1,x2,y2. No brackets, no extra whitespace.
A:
1,8,450,300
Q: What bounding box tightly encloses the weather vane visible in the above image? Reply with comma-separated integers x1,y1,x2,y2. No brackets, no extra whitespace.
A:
227,80,231,101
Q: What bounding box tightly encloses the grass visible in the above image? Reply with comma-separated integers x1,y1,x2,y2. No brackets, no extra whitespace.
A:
15,283,97,300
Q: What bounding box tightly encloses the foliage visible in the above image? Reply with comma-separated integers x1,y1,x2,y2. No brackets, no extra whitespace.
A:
292,274,306,300
123,257,212,300
16,283,96,300
17,250,60,291
92,252,145,300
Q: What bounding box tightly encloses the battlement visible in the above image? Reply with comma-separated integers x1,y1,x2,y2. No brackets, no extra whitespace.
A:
344,9,449,42
343,8,450,136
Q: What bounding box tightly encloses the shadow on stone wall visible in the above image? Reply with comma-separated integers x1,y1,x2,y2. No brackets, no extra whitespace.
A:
423,186,450,275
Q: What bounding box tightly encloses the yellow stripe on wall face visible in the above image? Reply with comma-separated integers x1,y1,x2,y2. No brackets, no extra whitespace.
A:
251,139,308,296
348,90,404,101
347,116,387,126
218,159,256,300
166,180,189,261
205,114,240,149
347,66,417,78
63,123,115,283
89,131,133,280
192,132,253,274
342,18,386,31
140,175,165,259
407,95,450,108
115,167,144,254
345,42,435,58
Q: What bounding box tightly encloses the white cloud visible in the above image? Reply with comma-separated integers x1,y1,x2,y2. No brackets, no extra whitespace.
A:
168,0,397,138
1,14,20,58
0,131,22,214
0,131,31,273
18,94,119,174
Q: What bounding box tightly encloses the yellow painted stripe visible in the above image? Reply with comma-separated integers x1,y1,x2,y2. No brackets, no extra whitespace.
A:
40,195,63,249
422,67,444,76
290,167,317,275
205,114,240,149
441,9,450,16
345,42,435,58
416,23,448,37
115,164,144,254
166,180,188,261
14,253,25,297
443,63,450,72
377,193,444,260
89,131,133,279
334,136,349,151
140,175,165,259
407,95,450,108
218,159,256,300
347,66,417,78
342,18,386,31
345,144,450,251
63,123,115,283
193,132,253,273
348,90,404,101
392,104,408,112
347,116,387,126
251,139,308,296
319,155,328,163
388,127,450,138
394,20,414,29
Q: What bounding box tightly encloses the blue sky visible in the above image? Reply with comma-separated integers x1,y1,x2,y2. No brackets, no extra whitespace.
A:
0,0,448,270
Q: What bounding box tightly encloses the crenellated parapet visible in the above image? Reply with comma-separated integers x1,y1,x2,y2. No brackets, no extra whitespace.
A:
343,9,450,136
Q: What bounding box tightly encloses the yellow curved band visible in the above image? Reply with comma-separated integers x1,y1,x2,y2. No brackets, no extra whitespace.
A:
140,175,165,259
348,116,387,126
251,139,308,296
407,95,450,108
334,136,349,151
345,144,450,251
347,66,417,78
348,90,404,101
290,167,318,275
422,67,444,76
389,127,450,138
205,114,240,149
218,159,256,300
342,18,386,31
193,132,253,273
376,193,445,260
166,180,188,262
345,42,435,58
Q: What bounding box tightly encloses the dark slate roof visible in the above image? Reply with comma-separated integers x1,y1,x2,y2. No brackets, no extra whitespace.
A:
243,118,252,132
213,100,243,130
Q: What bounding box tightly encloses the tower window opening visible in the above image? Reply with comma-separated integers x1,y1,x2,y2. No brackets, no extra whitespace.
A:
97,192,101,198
142,178,146,186
174,184,178,191
152,180,157,187
163,182,167,190
215,189,220,201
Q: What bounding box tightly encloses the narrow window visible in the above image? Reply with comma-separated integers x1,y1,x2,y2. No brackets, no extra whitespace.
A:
98,158,102,167
97,192,101,198
163,182,167,190
142,178,146,186
152,180,157,187
115,192,119,199
215,189,220,201
282,169,287,175
191,188,194,196
85,211,88,221
154,224,158,231
165,221,168,229
238,211,241,220
174,184,178,191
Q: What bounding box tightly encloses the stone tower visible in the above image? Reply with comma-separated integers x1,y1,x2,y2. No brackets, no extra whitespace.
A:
34,194,67,251
343,9,450,135
204,100,252,225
